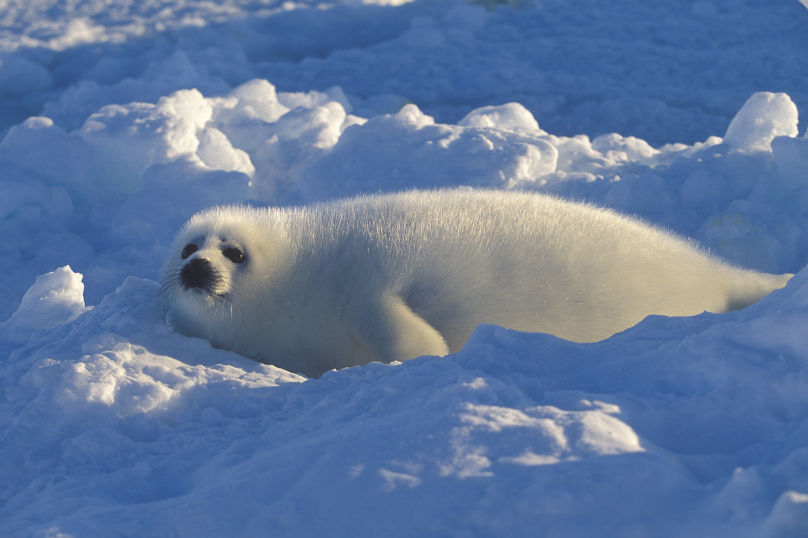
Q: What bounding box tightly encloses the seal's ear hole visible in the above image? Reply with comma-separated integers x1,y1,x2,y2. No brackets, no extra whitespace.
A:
223,247,246,264
181,244,198,259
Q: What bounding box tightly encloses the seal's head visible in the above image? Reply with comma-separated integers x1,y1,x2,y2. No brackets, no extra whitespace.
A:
166,237,246,297
159,222,247,310
158,205,291,351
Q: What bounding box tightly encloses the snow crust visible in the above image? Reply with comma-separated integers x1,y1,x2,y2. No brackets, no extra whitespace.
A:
2,0,808,536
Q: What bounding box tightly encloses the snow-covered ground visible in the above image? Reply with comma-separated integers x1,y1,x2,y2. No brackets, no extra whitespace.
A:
2,0,808,536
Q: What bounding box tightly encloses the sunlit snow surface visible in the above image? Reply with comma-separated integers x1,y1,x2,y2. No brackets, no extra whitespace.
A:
2,0,808,536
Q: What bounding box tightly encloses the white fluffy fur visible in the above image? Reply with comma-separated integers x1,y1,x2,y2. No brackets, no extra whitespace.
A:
159,190,792,377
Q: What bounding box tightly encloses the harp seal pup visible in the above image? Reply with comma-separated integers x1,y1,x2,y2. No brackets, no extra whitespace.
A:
159,189,792,378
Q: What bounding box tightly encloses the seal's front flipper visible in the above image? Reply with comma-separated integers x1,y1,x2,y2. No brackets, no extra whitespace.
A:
353,292,450,364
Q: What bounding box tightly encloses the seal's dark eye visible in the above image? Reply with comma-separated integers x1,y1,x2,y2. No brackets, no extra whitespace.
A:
181,244,198,259
223,247,246,264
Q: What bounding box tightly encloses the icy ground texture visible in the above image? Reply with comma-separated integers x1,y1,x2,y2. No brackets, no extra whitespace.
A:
1,1,807,145
0,82,807,537
1,0,808,536
1,263,808,537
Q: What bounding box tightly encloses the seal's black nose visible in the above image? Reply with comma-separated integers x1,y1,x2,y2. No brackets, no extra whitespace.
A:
180,258,217,292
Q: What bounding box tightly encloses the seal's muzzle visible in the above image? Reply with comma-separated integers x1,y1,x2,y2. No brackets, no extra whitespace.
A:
180,258,218,293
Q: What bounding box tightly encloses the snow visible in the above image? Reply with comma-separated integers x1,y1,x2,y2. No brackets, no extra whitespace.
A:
1,0,808,536
0,266,90,346
723,92,800,153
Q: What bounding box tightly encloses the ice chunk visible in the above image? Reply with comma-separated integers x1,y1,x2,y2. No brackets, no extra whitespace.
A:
210,80,291,152
197,127,255,176
394,103,435,128
278,86,352,114
591,133,659,163
268,101,347,146
250,101,352,202
77,88,264,189
0,266,90,345
546,134,610,174
79,90,212,186
292,104,557,201
724,92,799,153
228,79,289,123
459,103,541,133
155,88,212,131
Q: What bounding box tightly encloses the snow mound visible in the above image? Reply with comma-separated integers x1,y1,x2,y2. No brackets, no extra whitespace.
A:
0,266,89,346
723,92,799,153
